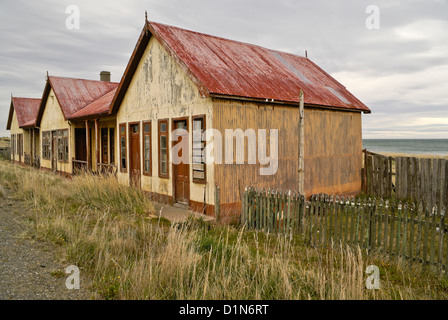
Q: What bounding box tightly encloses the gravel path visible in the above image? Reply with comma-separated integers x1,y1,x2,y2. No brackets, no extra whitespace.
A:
0,188,91,300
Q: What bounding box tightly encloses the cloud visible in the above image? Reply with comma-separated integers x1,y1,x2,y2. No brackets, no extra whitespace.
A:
0,0,447,139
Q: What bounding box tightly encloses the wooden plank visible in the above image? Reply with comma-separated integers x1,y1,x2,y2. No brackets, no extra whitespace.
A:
388,201,396,256
422,203,430,265
366,155,373,195
402,203,408,260
396,157,402,199
396,202,402,257
344,198,350,246
370,199,377,251
430,206,437,266
376,199,384,252
425,159,432,208
409,203,416,261
286,190,291,235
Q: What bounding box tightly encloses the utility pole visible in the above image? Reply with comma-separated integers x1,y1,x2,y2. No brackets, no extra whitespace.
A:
298,89,304,195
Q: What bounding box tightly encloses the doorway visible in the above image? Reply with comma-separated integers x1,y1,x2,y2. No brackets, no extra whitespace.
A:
172,118,190,205
129,123,141,188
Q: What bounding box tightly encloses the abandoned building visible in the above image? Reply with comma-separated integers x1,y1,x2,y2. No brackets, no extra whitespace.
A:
7,96,41,167
6,18,371,219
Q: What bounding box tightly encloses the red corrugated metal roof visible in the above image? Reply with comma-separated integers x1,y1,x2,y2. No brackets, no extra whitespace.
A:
68,88,117,119
146,21,370,113
11,97,41,128
48,76,118,118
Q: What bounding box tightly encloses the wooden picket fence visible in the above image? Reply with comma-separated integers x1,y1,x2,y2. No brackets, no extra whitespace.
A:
363,149,448,211
241,187,448,271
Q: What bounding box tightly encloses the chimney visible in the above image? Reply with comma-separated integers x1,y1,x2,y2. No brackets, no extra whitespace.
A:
100,71,111,82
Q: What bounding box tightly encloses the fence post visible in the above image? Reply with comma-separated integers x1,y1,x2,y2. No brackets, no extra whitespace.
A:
215,185,220,223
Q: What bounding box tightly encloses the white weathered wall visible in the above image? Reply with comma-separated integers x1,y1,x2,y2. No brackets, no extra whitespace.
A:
116,36,214,205
39,88,71,173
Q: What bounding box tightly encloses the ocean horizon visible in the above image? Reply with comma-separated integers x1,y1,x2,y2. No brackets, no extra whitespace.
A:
362,139,448,156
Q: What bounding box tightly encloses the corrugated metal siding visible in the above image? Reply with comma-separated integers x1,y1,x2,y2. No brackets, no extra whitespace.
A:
213,99,363,215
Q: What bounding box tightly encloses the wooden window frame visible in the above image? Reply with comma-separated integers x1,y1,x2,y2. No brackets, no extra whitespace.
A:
158,119,169,179
142,121,152,176
57,129,69,163
119,123,127,173
11,134,15,156
17,133,23,156
192,115,206,184
100,127,108,164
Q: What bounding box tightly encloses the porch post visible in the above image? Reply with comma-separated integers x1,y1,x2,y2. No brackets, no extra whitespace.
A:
95,118,99,172
86,120,90,171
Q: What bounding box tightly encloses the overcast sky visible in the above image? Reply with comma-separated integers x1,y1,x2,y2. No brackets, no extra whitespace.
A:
0,0,447,138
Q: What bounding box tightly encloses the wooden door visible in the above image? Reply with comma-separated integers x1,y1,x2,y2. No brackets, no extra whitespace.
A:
129,123,141,188
51,131,57,173
173,119,189,205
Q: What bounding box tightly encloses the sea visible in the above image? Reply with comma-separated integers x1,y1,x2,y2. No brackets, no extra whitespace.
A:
362,139,448,157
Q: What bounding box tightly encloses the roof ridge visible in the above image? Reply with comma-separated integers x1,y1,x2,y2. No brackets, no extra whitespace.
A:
148,20,308,60
48,75,119,84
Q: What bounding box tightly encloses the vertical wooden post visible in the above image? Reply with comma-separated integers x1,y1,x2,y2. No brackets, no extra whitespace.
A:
31,129,34,164
95,118,100,172
298,89,304,196
215,184,220,222
85,120,90,171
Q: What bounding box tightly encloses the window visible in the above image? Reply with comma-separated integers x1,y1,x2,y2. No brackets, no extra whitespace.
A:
11,134,15,158
101,128,108,164
143,121,151,176
57,129,68,162
158,119,169,178
192,115,206,183
42,132,51,160
119,123,127,172
109,128,115,164
17,134,23,156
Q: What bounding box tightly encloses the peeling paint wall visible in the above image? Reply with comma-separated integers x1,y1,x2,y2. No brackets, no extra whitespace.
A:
116,36,214,206
9,110,24,162
39,88,71,173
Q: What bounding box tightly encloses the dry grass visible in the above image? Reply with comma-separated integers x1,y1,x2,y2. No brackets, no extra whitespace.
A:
0,160,447,300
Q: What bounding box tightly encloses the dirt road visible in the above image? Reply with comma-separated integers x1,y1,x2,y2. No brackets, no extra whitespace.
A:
0,187,91,300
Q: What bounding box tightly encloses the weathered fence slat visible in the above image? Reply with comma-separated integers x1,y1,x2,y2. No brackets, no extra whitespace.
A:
243,186,448,270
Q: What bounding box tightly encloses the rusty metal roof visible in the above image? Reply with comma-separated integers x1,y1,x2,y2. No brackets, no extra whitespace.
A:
146,21,370,113
6,97,41,129
36,76,118,124
68,88,117,119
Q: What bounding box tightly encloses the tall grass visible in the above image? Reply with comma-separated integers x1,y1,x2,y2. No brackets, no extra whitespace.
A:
0,160,447,300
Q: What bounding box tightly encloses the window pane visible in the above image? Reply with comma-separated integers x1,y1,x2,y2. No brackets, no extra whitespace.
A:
144,123,150,133
160,122,166,132
161,135,166,149
144,136,150,172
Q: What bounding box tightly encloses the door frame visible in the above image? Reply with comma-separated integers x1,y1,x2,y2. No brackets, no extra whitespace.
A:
128,121,141,189
171,116,190,205
51,130,57,173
